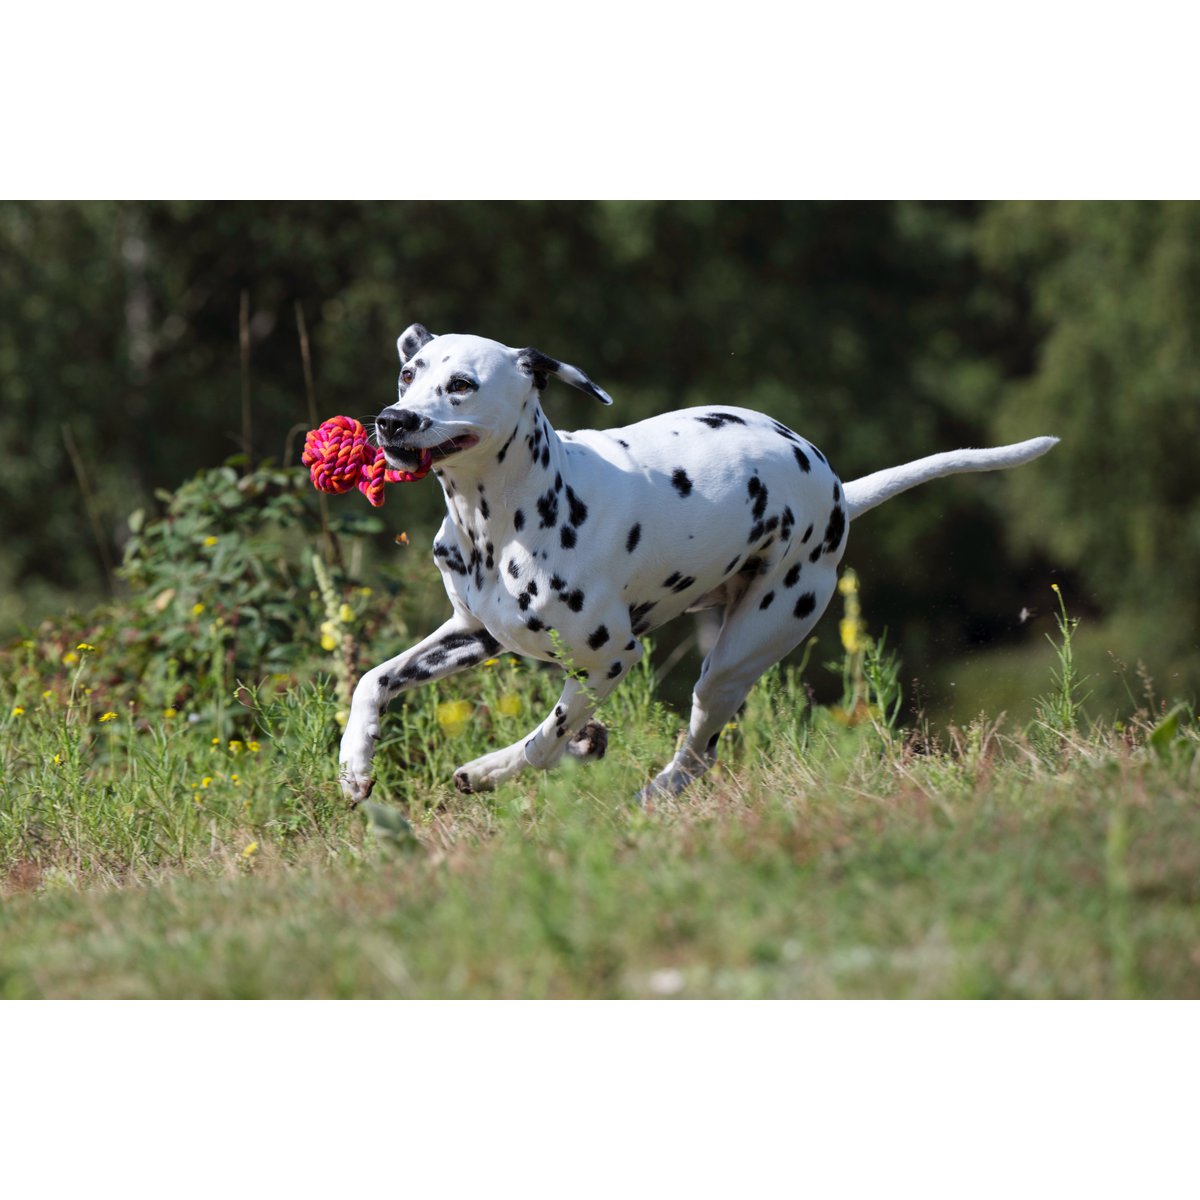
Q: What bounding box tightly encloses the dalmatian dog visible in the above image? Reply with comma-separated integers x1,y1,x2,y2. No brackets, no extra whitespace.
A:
339,325,1056,802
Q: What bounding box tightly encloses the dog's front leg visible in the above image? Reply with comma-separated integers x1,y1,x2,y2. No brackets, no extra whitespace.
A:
453,642,642,793
340,614,501,803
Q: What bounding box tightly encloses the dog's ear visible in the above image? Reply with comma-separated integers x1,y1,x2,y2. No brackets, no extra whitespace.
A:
397,324,435,361
516,348,613,405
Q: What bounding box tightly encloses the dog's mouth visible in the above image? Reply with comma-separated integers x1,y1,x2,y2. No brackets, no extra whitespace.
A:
383,434,479,474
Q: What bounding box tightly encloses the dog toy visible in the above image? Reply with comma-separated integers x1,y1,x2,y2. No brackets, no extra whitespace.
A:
301,415,430,507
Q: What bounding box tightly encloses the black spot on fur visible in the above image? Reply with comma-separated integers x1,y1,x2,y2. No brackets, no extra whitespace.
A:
671,468,693,497
671,575,695,593
536,489,559,528
526,616,545,632
625,640,636,651
527,580,539,596
507,559,520,579
802,524,813,543
513,509,525,531
759,591,775,610
793,445,811,473
823,504,846,555
541,446,550,469
587,625,610,650
784,563,802,588
810,443,827,464
809,546,823,563
560,525,577,549
550,574,566,591
497,424,519,464
833,481,841,502
565,486,588,527
794,592,817,620
607,661,623,679
480,497,490,520
663,572,681,589
696,411,748,429
564,589,585,612
626,523,642,553
628,601,655,635
772,420,801,444
724,555,741,574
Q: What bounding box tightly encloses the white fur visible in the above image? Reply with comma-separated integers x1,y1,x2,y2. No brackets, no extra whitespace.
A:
339,327,1056,803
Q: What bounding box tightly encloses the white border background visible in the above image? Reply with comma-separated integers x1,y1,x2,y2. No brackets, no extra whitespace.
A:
3,1,1196,1193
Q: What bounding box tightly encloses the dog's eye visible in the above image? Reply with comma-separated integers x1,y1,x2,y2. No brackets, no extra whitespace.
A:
400,368,414,386
447,377,475,394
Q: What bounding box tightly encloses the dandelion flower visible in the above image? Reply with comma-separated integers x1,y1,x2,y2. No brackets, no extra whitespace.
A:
11,705,25,717
203,536,219,547
211,737,221,746
61,651,79,666
42,690,53,700
52,753,63,765
192,603,205,617
497,693,523,718
228,739,243,754
321,632,339,652
247,740,262,753
338,602,354,624
163,707,178,719
436,699,473,737
98,711,118,723
77,642,96,652
242,841,259,859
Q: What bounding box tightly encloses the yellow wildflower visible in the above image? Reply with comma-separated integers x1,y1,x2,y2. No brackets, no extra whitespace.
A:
483,658,500,668
98,711,118,723
231,773,241,785
497,693,523,718
11,705,24,717
42,690,53,700
228,739,243,754
436,699,473,737
77,642,96,652
61,651,79,666
203,535,219,547
338,602,355,624
192,603,205,617
52,753,63,765
241,841,259,859
334,710,348,729
840,618,868,655
164,707,178,719
356,586,373,597
837,571,858,596
247,740,261,753
199,776,213,789
321,633,339,652
211,737,221,746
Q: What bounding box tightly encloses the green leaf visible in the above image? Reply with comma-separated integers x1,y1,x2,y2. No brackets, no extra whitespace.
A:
361,801,419,849
1148,703,1188,757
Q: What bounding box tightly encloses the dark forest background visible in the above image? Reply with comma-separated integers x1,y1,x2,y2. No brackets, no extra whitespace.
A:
3,200,1198,721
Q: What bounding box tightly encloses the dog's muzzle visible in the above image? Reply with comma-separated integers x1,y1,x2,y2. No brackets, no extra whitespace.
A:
375,409,478,473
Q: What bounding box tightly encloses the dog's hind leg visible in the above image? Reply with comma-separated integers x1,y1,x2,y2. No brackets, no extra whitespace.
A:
641,563,839,801
340,614,502,803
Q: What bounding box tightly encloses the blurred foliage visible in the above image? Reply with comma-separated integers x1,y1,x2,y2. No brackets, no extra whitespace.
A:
1,201,1196,716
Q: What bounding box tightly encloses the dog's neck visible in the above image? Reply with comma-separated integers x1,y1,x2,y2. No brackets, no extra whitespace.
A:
433,395,567,547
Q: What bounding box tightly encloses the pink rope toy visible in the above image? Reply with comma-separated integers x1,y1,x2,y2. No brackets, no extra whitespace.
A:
301,415,431,507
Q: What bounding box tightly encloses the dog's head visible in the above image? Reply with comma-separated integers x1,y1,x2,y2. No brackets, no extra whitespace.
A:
375,325,611,475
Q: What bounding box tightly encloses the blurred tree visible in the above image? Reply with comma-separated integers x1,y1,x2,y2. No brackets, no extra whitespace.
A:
8,200,1178,707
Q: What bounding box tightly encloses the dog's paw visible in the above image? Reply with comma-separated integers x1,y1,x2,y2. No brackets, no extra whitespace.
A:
339,764,375,806
566,719,608,761
453,745,526,794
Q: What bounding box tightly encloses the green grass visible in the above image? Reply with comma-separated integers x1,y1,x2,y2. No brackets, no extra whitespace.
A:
3,643,1199,998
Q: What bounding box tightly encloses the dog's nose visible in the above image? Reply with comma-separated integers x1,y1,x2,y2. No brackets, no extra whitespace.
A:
376,409,430,441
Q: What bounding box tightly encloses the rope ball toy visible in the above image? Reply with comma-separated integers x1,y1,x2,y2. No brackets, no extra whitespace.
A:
301,415,430,507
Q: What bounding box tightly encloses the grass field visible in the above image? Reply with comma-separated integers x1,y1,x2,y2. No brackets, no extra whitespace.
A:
3,621,1198,999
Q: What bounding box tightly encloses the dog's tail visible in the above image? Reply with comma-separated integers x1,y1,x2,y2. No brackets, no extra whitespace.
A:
843,436,1059,521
